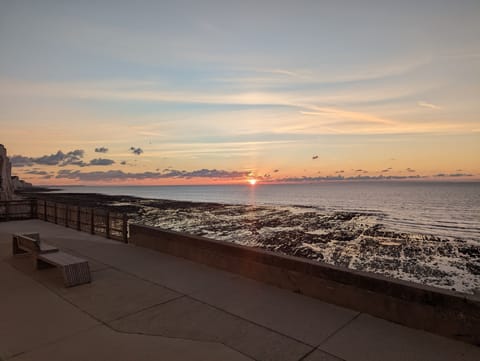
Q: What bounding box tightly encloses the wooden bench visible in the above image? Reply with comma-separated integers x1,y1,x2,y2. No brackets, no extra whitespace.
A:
12,233,91,287
37,252,91,287
12,233,59,256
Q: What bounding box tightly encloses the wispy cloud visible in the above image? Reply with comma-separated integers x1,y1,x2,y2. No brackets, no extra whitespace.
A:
300,106,395,125
6,77,476,137
418,101,441,110
263,68,303,78
0,79,399,129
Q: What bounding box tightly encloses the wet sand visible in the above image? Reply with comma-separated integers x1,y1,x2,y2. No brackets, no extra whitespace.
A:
23,191,480,295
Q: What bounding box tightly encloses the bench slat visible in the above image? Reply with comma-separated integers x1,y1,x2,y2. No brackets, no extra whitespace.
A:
38,251,86,266
38,243,59,253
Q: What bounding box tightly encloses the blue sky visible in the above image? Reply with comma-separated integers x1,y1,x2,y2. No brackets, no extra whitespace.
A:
1,0,479,184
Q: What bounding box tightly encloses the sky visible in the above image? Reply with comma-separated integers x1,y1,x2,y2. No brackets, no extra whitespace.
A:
1,0,479,185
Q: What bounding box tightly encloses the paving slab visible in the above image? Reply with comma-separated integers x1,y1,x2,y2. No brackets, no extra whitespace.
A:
111,296,313,361
321,314,480,361
0,258,38,292
0,261,98,360
192,274,358,346
71,241,242,295
28,222,246,295
117,251,244,295
5,252,181,324
0,241,11,259
0,220,43,238
48,267,180,322
48,236,151,261
9,324,253,361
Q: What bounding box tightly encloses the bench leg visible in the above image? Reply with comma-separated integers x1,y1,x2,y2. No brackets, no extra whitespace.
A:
61,263,91,287
12,236,28,255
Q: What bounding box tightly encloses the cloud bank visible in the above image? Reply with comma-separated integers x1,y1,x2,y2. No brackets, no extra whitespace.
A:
56,168,249,181
89,158,115,166
278,175,423,182
11,150,85,167
12,150,115,168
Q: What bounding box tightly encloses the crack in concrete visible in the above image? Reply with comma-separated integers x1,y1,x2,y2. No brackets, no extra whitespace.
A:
108,294,187,323
317,312,361,348
187,294,315,347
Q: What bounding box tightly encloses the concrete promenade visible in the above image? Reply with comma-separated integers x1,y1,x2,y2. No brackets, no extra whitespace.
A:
1,220,479,361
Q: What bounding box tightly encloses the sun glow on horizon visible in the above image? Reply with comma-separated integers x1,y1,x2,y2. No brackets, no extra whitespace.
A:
248,179,258,185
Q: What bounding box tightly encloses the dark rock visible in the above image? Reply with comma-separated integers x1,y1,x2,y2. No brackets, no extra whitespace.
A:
466,262,480,275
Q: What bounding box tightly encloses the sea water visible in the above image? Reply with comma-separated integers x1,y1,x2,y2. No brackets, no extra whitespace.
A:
51,181,480,241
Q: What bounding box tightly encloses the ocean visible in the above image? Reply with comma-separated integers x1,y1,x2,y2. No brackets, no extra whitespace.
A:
52,181,480,242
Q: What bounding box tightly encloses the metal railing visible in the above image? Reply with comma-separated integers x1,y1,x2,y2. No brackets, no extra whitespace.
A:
0,199,37,221
0,199,129,242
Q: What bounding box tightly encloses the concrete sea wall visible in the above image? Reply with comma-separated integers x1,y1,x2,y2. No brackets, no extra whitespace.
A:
129,223,480,345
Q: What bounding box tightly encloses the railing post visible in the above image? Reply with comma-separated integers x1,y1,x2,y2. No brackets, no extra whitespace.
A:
5,202,9,221
77,206,81,231
106,212,110,239
44,201,47,221
65,204,69,227
54,203,57,224
30,199,36,218
122,213,128,243
90,208,95,234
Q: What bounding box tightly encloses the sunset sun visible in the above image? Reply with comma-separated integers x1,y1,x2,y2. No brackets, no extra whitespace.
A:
248,179,257,185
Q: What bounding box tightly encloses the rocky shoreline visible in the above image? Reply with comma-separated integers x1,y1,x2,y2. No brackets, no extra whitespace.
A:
23,191,480,295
